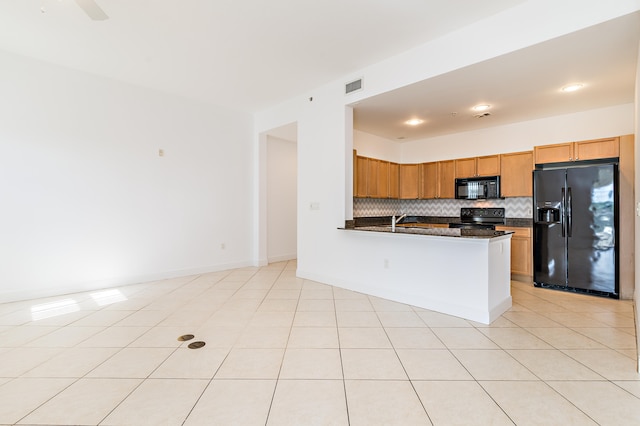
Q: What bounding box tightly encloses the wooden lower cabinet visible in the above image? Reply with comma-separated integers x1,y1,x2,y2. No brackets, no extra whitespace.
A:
496,226,532,280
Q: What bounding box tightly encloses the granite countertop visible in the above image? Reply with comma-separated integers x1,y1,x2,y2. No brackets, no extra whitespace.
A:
345,225,513,239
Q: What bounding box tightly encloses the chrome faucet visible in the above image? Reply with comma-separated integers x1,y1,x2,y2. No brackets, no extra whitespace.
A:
391,214,407,232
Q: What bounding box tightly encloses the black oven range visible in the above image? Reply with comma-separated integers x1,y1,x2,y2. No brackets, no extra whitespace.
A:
449,207,506,230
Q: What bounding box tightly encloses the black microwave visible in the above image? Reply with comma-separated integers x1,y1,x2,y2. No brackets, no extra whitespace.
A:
455,176,501,199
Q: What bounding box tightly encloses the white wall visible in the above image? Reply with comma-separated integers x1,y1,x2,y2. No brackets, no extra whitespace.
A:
400,104,634,162
254,1,640,305
353,104,634,163
267,136,297,262
353,130,401,162
0,50,254,302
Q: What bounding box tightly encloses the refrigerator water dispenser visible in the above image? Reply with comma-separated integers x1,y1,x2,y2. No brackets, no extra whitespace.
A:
536,203,561,223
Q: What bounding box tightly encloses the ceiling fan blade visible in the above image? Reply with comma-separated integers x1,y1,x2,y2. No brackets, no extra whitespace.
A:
74,0,109,21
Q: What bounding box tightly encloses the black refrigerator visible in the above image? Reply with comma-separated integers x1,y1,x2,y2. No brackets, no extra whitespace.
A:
533,163,619,297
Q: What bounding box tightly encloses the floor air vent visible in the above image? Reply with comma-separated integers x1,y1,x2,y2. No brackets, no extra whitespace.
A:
345,78,363,94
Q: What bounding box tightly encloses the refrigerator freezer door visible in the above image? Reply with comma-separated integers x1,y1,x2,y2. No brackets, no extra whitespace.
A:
533,169,567,287
566,165,617,293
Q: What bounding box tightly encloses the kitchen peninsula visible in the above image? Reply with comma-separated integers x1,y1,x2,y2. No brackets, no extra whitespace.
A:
340,221,512,324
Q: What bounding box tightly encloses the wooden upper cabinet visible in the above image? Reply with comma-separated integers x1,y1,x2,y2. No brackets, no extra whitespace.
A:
534,137,619,164
476,155,501,176
534,142,573,163
455,157,476,178
419,160,455,199
455,155,500,178
439,160,456,199
366,158,379,197
500,151,533,197
420,162,438,199
367,159,389,198
389,163,399,199
376,160,390,198
399,164,420,199
574,137,619,161
353,154,393,199
355,155,368,197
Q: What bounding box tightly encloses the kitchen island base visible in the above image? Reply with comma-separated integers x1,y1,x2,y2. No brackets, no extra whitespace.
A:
301,230,512,324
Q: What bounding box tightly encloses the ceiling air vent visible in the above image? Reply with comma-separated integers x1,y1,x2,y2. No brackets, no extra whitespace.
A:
345,78,363,94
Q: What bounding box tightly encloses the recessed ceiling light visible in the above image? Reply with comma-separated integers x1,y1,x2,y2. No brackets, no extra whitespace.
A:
472,104,491,112
561,83,584,93
404,118,424,126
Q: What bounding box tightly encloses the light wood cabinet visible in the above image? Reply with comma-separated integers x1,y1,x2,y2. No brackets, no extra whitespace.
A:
354,153,395,198
399,164,420,199
389,162,399,199
355,155,368,198
419,162,438,199
455,155,500,178
574,137,620,161
477,155,501,176
534,137,619,164
420,160,455,199
439,160,456,199
369,159,389,198
496,226,532,280
454,157,476,178
500,151,533,197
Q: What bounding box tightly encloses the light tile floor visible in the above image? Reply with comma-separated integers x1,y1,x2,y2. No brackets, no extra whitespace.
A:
0,260,638,425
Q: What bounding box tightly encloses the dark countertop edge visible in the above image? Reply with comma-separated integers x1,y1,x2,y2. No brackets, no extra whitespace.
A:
339,226,513,239
351,216,532,228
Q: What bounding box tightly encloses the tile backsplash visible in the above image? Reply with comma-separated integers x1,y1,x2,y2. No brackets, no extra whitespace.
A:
353,197,533,218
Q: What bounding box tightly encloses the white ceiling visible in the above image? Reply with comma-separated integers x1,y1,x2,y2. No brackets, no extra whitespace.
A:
0,0,524,112
2,2,638,141
353,12,640,142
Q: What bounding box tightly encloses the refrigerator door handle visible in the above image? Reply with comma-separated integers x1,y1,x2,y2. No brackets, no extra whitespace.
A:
561,187,566,237
567,187,573,237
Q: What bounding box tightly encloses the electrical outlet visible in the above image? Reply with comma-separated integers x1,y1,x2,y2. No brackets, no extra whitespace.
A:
221,243,226,250
384,259,389,269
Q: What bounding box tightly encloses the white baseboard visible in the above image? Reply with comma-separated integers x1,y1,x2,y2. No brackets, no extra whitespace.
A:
267,253,297,263
0,260,254,304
